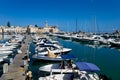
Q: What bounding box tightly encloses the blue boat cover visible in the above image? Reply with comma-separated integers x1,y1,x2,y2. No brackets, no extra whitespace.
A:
61,54,77,60
76,62,100,72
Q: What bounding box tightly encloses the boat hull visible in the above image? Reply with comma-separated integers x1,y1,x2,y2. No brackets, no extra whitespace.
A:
32,54,63,61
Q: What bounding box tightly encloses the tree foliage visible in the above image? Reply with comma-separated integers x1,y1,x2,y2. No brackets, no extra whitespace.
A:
7,21,11,27
35,25,38,27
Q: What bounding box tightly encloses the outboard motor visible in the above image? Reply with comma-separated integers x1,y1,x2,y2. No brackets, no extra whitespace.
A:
99,74,112,80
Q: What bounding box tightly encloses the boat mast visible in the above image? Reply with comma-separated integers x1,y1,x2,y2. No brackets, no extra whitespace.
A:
67,22,69,33
76,18,78,33
93,16,97,35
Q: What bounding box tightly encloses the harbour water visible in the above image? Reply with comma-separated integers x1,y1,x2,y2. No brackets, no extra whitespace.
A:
30,37,120,80
57,38,120,80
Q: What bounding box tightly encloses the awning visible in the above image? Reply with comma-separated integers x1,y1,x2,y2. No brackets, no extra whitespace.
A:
76,62,100,72
61,54,77,60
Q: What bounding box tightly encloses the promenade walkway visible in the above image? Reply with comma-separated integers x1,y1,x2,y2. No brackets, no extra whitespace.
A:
0,35,33,80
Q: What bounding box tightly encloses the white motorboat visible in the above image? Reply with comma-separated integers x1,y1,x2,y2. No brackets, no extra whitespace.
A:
0,42,17,49
38,48,71,55
35,37,71,55
32,49,63,61
0,55,8,58
39,54,77,72
10,35,25,43
39,62,101,80
39,62,77,73
5,42,19,47
36,45,71,55
91,35,109,45
48,39,59,44
0,55,8,62
36,37,59,44
0,58,3,62
32,54,63,61
55,33,71,40
39,74,72,80
109,38,120,47
0,50,13,55
0,47,13,51
39,72,100,80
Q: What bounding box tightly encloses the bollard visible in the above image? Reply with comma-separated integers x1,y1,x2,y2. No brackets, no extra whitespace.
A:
3,63,8,73
28,58,30,62
10,58,13,64
28,71,33,80
26,71,33,80
23,60,27,66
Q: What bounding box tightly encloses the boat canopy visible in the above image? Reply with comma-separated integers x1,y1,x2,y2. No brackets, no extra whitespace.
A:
61,54,77,60
76,62,100,72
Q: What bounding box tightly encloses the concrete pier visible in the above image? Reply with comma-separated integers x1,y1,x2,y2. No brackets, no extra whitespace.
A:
0,35,33,80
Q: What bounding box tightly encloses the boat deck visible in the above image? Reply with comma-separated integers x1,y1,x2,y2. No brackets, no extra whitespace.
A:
0,34,33,80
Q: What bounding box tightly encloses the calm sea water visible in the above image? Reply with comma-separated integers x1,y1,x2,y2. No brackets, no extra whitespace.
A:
30,38,120,80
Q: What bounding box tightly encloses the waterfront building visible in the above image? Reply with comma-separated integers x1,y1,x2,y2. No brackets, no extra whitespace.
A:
0,22,60,34
0,26,27,34
27,25,38,34
0,26,3,34
15,26,27,34
3,26,15,34
27,22,60,34
36,26,60,33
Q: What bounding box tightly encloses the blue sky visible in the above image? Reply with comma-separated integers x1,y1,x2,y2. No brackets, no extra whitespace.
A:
0,0,120,32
